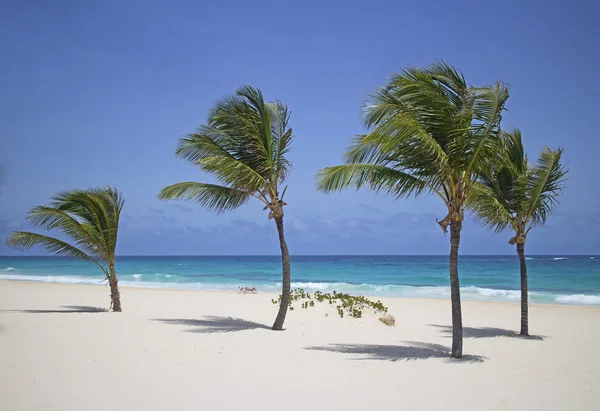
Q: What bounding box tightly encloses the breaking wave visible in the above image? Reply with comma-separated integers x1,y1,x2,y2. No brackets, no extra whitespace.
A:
2,275,599,306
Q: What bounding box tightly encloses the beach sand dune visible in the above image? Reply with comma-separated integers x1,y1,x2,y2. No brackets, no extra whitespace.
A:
1,280,599,410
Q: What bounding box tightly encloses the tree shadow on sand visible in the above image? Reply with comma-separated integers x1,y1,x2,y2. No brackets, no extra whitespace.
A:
17,305,108,314
430,324,545,341
154,316,271,333
305,342,486,363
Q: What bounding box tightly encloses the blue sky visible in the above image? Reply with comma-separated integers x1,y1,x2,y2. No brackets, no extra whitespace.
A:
1,0,599,255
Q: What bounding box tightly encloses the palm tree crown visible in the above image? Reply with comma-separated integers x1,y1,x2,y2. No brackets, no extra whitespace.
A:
158,85,293,218
7,187,123,276
468,129,567,243
7,186,124,310
317,62,509,229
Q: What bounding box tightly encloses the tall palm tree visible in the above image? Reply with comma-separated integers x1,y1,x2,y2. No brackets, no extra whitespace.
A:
158,85,294,331
468,130,567,335
7,187,125,311
316,63,509,358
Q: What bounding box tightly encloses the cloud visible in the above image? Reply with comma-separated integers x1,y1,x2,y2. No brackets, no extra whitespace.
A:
292,218,309,233
139,214,175,224
27,209,595,256
170,203,194,213
358,203,380,215
148,205,166,215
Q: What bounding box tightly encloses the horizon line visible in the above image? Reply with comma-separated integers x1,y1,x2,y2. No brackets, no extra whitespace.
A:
0,254,595,257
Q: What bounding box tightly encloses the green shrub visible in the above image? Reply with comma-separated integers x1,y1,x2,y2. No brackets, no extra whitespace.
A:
271,288,389,319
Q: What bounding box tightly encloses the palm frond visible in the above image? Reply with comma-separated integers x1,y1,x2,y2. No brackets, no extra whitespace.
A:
176,131,269,191
268,100,294,184
468,125,567,242
316,164,429,199
363,114,450,177
504,128,527,173
6,187,123,273
49,187,123,259
467,182,513,233
525,147,568,226
158,182,252,213
459,82,510,178
164,85,294,211
25,206,105,258
197,156,270,192
235,85,275,166
207,89,272,177
427,61,470,114
6,231,108,277
325,62,512,215
383,66,461,149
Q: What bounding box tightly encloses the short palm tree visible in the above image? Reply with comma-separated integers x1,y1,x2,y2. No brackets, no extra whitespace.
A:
316,62,509,358
468,129,567,335
158,85,294,331
7,187,125,311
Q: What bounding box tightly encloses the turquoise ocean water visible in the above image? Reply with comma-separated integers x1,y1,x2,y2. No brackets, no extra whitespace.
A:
1,255,599,305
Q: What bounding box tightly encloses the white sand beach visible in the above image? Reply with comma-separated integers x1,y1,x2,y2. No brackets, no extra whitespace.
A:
1,280,599,410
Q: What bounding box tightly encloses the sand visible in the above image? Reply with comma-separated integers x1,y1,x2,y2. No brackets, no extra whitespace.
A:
1,280,599,410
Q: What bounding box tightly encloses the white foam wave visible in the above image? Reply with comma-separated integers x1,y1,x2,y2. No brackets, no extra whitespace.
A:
289,281,358,290
2,274,599,306
0,273,105,285
555,294,600,305
288,283,523,301
463,286,521,300
4,267,16,271
553,257,569,260
525,257,534,260
130,273,174,280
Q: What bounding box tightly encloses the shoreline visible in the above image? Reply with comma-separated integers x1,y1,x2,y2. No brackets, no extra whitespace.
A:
2,279,600,310
3,255,598,306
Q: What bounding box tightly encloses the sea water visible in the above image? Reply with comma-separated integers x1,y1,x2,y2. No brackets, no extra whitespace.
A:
1,255,599,305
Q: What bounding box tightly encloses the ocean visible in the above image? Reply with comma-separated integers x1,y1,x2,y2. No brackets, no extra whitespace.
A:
1,255,599,305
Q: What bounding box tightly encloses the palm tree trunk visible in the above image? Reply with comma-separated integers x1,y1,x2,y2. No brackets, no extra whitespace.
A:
449,220,463,358
517,242,528,335
272,216,291,330
108,263,121,312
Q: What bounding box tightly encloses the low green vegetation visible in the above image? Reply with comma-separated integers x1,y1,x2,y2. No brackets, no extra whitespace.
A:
271,288,388,318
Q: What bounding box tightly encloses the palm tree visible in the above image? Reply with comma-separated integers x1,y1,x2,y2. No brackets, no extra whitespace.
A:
316,63,509,358
7,187,125,311
468,130,567,335
158,85,294,331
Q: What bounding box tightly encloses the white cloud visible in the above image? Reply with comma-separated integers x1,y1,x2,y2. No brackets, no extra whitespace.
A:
293,218,309,233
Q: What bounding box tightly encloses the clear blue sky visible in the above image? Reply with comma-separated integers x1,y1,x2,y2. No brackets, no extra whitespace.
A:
1,0,599,255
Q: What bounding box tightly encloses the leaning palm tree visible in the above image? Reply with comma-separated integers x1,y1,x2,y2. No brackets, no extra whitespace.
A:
468,130,567,335
7,187,125,311
158,85,294,331
317,62,509,358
